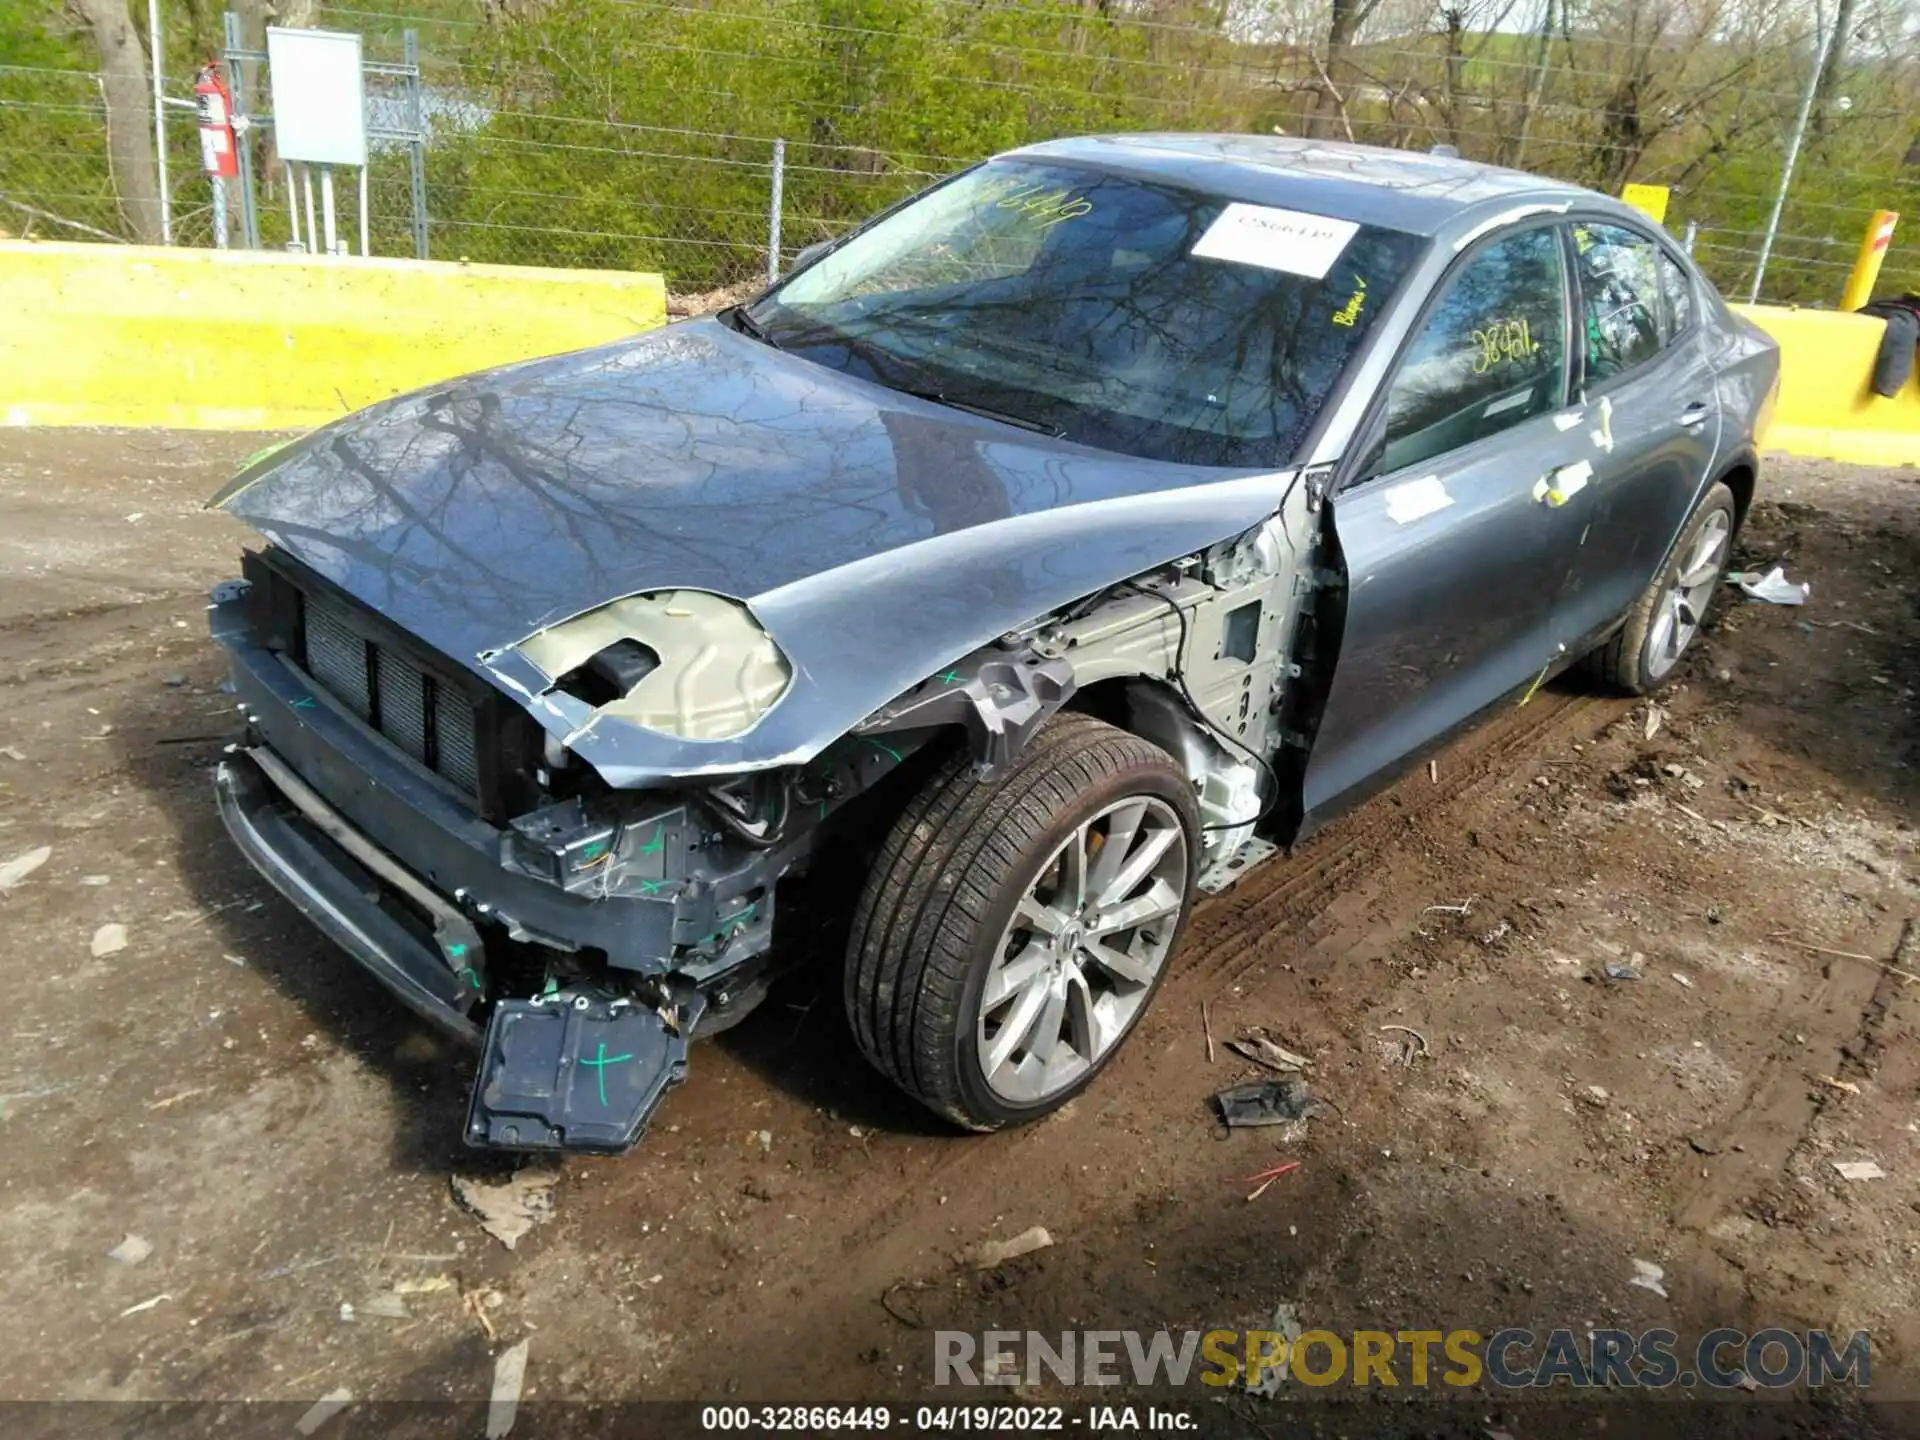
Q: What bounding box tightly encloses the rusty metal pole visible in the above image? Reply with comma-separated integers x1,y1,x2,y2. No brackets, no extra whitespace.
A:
1840,210,1898,311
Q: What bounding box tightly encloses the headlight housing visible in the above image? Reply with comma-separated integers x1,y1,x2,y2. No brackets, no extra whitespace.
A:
515,590,791,741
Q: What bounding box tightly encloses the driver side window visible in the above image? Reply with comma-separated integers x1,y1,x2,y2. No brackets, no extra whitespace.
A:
1377,226,1568,475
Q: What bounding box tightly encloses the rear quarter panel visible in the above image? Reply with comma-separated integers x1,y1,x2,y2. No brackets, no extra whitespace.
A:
1714,310,1782,455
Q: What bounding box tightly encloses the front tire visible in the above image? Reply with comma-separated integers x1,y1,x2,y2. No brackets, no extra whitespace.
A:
1587,481,1736,695
845,713,1200,1131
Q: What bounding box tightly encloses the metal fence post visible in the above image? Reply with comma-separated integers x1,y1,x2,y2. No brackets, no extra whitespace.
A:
223,10,261,249
148,0,172,243
1682,220,1697,256
1749,15,1838,303
767,137,786,284
405,29,429,259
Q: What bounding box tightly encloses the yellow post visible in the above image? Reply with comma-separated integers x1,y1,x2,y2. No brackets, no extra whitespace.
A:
1840,210,1898,311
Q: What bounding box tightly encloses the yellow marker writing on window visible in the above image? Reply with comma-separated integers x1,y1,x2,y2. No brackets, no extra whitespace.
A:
1331,274,1368,327
988,182,1094,229
1470,316,1539,374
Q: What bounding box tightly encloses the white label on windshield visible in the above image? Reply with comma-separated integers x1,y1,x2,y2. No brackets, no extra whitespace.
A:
1190,203,1360,279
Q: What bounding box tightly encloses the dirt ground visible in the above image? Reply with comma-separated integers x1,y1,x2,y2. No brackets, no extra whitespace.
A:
0,428,1915,1435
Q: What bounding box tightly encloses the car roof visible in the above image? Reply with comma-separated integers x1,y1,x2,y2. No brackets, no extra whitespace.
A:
1002,134,1606,238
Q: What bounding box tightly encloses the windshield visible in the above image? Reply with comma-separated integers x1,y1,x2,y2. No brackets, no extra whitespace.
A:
746,160,1424,467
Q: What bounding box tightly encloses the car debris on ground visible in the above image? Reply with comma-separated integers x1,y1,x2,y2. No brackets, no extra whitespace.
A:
488,1339,531,1439
1234,1159,1302,1201
1248,1301,1303,1397
107,1235,152,1265
1833,1160,1886,1181
452,1170,557,1251
294,1389,352,1437
1214,1077,1314,1129
89,923,127,958
1628,1259,1669,1299
0,845,51,894
964,1226,1054,1269
1730,566,1810,604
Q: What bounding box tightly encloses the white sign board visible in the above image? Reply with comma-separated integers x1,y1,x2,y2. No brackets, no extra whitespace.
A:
267,27,367,167
1190,203,1359,280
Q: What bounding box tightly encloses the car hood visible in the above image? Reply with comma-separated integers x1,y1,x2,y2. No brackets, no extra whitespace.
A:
215,320,1294,783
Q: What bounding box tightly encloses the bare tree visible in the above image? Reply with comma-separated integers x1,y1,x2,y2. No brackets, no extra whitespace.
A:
1508,0,1558,167
1310,0,1391,137
1811,0,1861,137
68,0,162,243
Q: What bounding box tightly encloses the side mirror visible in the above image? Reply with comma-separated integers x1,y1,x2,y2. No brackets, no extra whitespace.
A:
790,240,833,272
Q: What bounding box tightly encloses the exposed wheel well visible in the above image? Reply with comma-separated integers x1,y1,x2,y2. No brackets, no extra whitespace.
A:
1717,459,1757,531
1062,675,1140,733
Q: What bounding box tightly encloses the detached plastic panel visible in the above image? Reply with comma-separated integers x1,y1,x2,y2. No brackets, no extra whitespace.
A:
467,996,690,1153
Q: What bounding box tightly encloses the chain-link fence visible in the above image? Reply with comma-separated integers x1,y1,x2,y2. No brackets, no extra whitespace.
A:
6,1,1920,305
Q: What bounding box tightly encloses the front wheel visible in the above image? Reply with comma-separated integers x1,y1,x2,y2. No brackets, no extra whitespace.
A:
845,713,1200,1131
1587,481,1736,695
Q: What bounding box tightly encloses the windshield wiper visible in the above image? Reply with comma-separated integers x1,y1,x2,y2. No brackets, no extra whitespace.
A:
895,386,1065,438
722,305,776,347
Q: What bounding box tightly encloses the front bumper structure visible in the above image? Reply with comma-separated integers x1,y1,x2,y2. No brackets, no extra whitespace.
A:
209,581,721,1152
216,748,697,1152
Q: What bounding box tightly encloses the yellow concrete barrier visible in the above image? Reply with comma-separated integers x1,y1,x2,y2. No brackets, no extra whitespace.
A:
1733,302,1920,467
0,240,666,431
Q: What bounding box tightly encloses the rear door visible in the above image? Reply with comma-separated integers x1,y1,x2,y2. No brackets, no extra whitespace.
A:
1555,221,1722,646
1301,221,1598,823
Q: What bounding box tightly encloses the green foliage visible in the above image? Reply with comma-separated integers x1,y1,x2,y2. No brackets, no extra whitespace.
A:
5,0,1920,303
418,0,1263,284
0,2,121,239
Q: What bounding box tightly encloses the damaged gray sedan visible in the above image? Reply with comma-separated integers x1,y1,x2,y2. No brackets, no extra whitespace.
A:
207,136,1778,1152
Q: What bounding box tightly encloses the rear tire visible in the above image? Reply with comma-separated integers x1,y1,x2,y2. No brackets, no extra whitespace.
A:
845,713,1199,1131
1586,481,1736,696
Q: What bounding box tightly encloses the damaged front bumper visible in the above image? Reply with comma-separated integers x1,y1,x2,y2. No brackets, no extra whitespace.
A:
207,582,748,1154
215,751,486,1043
215,748,699,1152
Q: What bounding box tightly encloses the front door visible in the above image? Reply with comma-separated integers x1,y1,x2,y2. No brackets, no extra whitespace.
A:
1301,221,1599,824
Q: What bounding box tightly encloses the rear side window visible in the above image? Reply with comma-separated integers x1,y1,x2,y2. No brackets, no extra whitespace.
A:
1575,223,1664,385
1658,250,1695,335
1376,225,1567,475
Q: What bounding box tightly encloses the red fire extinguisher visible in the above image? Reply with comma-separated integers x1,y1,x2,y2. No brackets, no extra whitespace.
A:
195,65,238,180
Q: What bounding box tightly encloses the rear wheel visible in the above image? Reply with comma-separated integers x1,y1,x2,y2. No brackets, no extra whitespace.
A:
1586,481,1735,695
845,713,1199,1130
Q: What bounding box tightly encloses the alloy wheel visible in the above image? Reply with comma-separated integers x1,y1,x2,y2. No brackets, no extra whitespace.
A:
976,795,1189,1104
1644,509,1731,681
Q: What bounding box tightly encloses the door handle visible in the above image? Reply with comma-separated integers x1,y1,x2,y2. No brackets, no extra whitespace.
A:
1531,459,1593,508
1678,402,1711,428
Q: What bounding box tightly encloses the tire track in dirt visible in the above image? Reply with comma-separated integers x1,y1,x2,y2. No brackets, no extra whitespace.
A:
0,593,206,687
1672,919,1914,1236
1178,686,1612,991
